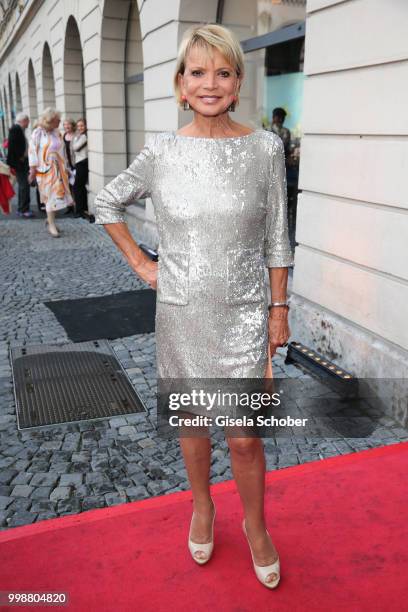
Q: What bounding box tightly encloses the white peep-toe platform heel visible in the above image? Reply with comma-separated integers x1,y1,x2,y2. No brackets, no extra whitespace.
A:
188,501,216,565
242,519,280,589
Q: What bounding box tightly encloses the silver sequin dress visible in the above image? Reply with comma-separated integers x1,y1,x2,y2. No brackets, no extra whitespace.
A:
94,129,294,379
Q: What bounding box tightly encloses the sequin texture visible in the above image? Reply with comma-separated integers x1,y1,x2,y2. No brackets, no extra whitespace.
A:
94,129,294,378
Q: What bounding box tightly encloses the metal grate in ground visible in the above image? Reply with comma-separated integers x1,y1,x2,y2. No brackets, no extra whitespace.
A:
10,340,147,429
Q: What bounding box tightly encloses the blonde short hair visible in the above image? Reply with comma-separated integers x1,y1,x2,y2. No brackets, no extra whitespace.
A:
63,117,76,131
173,23,245,109
39,107,61,130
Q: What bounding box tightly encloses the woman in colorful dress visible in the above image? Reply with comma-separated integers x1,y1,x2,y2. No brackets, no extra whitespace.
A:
28,108,73,237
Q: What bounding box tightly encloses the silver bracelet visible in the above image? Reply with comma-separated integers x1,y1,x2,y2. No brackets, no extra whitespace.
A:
269,300,290,309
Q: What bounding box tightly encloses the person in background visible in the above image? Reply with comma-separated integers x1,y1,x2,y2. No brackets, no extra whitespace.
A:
72,118,88,218
1,137,8,159
6,112,34,218
29,119,46,214
28,107,73,237
0,159,15,215
270,107,291,159
62,118,76,215
270,107,298,245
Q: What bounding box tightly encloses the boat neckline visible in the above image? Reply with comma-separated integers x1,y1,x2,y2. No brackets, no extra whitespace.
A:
171,128,260,141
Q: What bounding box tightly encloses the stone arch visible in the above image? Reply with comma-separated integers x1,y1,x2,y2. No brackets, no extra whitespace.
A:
124,0,145,165
42,42,56,109
8,73,14,122
96,0,153,196
3,85,10,129
28,59,38,123
99,0,133,174
0,89,6,140
97,0,153,237
63,15,85,118
15,72,23,114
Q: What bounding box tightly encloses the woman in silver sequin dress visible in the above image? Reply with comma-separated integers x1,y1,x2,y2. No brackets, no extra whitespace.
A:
94,24,294,589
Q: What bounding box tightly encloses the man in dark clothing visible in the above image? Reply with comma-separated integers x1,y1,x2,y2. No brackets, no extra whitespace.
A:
270,107,291,159
270,107,297,251
7,113,34,218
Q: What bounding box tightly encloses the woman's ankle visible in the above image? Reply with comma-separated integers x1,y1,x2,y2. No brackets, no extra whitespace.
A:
193,496,214,513
244,516,267,534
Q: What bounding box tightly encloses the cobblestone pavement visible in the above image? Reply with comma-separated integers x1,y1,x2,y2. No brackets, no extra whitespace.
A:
1,204,407,531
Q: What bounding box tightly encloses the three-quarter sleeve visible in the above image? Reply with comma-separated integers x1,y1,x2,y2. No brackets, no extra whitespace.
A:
94,137,155,225
264,135,294,268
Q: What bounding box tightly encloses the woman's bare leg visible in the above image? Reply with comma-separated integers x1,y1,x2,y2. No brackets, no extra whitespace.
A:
46,210,59,236
226,435,279,582
179,434,215,561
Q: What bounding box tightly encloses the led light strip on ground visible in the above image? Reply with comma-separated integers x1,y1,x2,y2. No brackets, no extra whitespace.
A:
285,342,354,380
285,341,358,395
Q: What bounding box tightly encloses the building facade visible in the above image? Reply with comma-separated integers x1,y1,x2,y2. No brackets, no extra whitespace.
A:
1,0,407,422
292,0,408,425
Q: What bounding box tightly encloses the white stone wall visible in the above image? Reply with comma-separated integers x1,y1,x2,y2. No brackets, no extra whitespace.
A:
292,0,408,379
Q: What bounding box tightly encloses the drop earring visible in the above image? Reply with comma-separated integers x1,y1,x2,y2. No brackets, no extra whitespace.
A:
228,95,238,112
181,95,190,111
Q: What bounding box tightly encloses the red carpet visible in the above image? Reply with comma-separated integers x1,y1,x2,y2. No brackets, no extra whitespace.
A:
1,441,407,612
